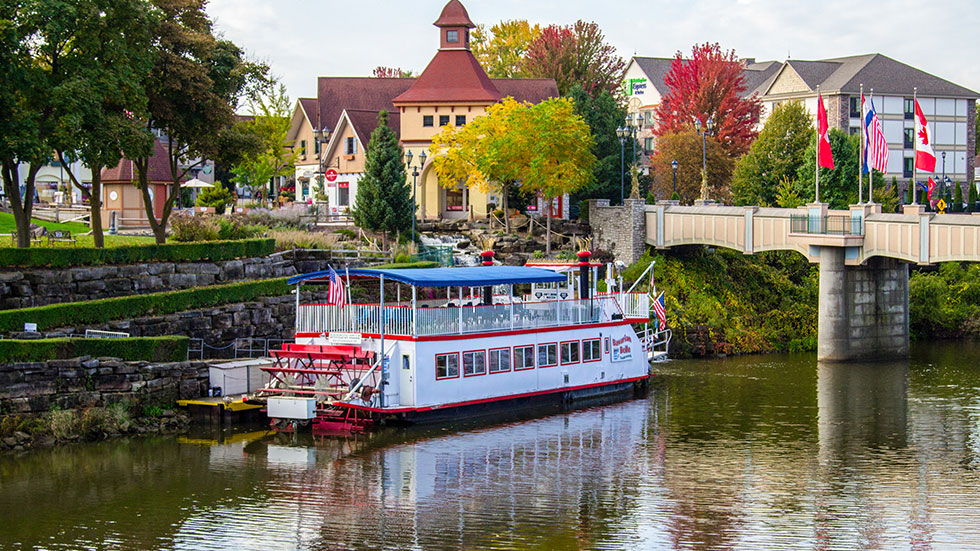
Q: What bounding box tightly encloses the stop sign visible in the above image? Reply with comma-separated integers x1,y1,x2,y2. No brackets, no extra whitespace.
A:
324,169,338,182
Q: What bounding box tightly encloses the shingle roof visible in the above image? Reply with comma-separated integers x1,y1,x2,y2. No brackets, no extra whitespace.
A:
316,78,415,133
101,139,175,183
631,56,778,99
491,78,559,103
298,98,317,125
345,109,401,143
393,49,501,104
434,0,474,28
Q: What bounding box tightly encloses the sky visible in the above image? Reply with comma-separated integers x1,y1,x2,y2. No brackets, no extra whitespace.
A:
207,0,980,107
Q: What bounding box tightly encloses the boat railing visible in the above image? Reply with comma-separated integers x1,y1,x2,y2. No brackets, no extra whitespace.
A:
296,297,619,337
595,293,650,320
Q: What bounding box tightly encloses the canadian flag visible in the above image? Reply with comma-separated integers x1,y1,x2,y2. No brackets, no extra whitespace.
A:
914,99,937,172
817,94,835,169
927,177,936,203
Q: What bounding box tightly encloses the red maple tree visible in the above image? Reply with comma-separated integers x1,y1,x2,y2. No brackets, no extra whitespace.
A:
653,43,762,156
524,21,625,97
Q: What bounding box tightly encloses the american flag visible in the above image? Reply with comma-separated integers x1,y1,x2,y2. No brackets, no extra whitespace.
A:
863,94,889,173
327,266,345,306
652,292,667,330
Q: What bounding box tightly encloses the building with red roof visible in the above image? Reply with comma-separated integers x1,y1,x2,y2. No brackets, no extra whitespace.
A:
100,138,183,229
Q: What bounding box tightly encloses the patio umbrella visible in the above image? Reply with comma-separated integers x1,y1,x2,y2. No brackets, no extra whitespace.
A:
180,178,214,188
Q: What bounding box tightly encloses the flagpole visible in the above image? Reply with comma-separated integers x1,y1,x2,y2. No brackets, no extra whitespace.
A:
815,86,820,203
912,87,918,205
859,84,864,204
868,88,874,203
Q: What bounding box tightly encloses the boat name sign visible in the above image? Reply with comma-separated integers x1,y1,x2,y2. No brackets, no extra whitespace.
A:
610,335,633,362
328,332,363,345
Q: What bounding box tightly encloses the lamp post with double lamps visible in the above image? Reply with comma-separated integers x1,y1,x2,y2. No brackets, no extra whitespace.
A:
694,116,714,202
616,115,640,203
404,149,427,246
671,159,678,198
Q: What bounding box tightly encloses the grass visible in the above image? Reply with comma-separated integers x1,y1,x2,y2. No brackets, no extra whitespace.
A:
0,212,153,247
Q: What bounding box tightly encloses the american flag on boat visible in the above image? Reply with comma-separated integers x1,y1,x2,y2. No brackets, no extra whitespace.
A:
652,292,667,330
327,266,345,306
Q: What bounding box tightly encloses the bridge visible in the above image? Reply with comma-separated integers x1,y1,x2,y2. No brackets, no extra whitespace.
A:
590,199,980,362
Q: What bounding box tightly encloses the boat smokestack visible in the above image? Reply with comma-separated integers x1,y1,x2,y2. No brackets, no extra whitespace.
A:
577,249,591,300
481,247,495,305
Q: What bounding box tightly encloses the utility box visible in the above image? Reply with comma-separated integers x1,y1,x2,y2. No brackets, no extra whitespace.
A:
267,397,317,420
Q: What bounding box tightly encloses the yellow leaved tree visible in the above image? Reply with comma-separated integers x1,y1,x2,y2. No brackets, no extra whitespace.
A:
430,97,595,254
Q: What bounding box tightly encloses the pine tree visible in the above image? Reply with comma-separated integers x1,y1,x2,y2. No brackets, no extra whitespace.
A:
968,182,977,213
954,181,964,212
353,111,409,240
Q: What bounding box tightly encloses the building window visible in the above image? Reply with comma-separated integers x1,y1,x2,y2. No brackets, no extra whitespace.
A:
300,140,307,157
447,30,458,43
903,157,914,178
489,348,511,373
849,126,860,136
904,128,914,149
644,137,654,152
423,115,434,127
345,137,356,155
463,350,486,377
314,139,321,155
338,184,349,206
537,343,557,368
436,353,459,379
904,98,914,120
849,97,861,118
583,339,601,362
560,341,580,365
455,115,466,127
439,115,450,127
514,345,535,371
445,186,464,211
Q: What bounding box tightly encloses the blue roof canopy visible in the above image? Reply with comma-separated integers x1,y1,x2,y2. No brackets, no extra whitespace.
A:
288,266,567,287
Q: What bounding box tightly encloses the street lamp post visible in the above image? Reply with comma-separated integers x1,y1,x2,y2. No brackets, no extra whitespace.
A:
694,116,714,202
942,151,947,204
616,118,639,204
404,149,427,246
671,159,678,198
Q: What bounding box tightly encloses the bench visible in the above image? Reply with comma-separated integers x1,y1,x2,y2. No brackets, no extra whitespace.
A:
46,229,76,245
10,230,42,245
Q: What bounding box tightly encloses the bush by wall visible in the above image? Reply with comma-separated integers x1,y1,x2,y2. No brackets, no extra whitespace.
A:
0,336,189,363
0,277,290,333
0,238,275,268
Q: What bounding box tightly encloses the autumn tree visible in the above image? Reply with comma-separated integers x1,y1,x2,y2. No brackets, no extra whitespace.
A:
231,83,299,201
471,20,541,78
353,110,411,243
649,131,733,204
654,43,762,157
730,101,812,207
372,66,414,78
524,21,625,98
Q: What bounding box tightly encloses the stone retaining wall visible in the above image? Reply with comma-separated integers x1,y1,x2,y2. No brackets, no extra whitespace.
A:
0,357,209,415
589,199,647,264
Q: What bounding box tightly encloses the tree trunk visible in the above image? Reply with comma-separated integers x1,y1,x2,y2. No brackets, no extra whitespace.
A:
545,200,552,256
89,173,104,248
501,182,511,234
2,162,40,248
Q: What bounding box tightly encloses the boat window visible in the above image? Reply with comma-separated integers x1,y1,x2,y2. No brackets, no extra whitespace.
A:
436,353,459,379
560,341,580,365
583,339,601,362
463,350,486,376
514,345,535,370
489,348,511,373
537,343,557,367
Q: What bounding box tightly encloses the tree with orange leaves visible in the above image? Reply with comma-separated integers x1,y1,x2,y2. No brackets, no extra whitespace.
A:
653,43,762,157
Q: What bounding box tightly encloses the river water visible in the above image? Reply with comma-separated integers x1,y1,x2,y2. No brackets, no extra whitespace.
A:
2,342,980,550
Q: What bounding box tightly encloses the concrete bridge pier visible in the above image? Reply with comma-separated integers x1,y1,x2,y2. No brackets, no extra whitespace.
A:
817,246,909,362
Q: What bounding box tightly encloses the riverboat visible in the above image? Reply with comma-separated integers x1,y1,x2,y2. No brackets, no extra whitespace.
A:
255,262,669,432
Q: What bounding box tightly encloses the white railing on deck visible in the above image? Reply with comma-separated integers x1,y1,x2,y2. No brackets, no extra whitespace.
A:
297,298,615,337
598,293,650,320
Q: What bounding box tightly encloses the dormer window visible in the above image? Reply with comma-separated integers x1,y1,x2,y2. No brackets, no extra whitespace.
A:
446,30,458,43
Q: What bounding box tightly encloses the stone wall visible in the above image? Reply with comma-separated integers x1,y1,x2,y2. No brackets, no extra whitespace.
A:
0,357,209,415
0,255,299,310
588,199,647,264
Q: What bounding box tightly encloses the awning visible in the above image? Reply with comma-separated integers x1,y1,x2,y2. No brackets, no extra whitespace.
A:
288,266,567,287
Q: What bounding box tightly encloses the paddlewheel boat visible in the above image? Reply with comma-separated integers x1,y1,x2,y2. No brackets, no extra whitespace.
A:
253,260,669,433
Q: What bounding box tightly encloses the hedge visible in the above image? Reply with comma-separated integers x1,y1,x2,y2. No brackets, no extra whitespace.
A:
0,277,290,333
0,336,188,363
370,261,439,270
0,238,275,268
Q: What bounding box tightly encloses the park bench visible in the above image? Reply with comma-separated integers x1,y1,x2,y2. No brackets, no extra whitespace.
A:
46,229,76,245
10,230,43,245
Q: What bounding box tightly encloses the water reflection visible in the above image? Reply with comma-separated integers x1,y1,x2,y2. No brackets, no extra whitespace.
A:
3,345,980,550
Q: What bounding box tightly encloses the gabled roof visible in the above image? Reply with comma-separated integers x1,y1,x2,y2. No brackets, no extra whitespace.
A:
434,0,474,27
320,109,401,167
317,78,415,133
393,50,501,104
630,56,778,99
298,98,317,124
101,139,175,184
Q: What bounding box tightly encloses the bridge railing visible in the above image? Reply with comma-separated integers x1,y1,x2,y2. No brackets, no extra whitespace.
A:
790,214,863,236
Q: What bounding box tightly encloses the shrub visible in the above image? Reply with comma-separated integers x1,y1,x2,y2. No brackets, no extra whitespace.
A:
0,238,275,268
216,215,266,240
0,278,289,333
195,184,234,214
238,204,309,229
0,336,190,362
170,214,220,242
48,410,79,441
271,229,337,250
334,228,356,240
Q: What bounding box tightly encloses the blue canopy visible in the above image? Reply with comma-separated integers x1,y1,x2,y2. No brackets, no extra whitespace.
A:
288,266,567,287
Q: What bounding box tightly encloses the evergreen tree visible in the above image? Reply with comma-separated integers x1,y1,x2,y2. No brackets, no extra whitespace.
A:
954,181,964,212
794,129,859,209
968,182,977,213
567,84,628,204
353,111,409,240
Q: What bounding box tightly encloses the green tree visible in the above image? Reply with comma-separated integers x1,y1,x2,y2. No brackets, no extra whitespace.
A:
195,182,233,214
953,181,964,212
794,129,860,209
649,131,732,204
471,20,541,78
567,84,630,205
353,110,410,244
968,181,977,212
135,0,265,244
231,82,298,202
731,101,812,206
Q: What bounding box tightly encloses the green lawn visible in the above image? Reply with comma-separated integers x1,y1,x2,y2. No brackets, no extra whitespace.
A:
0,212,154,247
